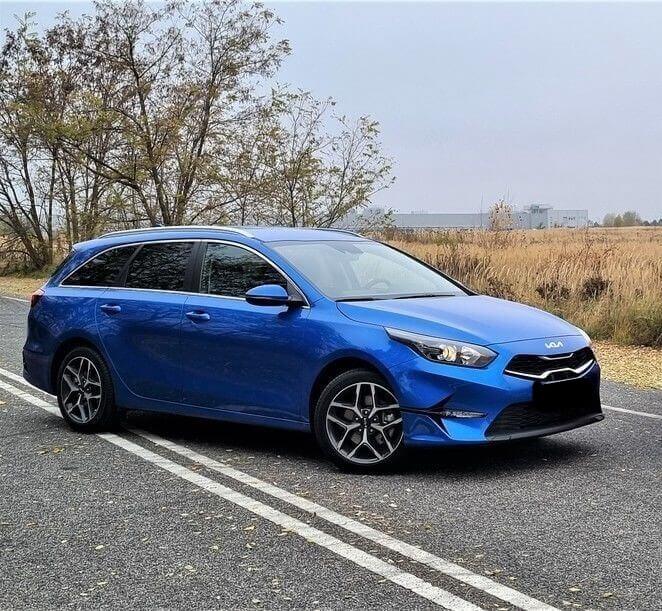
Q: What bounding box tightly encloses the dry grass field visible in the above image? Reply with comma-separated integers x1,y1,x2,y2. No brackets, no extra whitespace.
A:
0,227,660,388
382,226,662,349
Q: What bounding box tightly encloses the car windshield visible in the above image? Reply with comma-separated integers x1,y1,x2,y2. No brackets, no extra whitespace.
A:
271,240,466,301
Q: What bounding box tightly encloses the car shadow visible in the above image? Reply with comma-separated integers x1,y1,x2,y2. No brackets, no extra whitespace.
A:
124,410,321,459
123,410,596,478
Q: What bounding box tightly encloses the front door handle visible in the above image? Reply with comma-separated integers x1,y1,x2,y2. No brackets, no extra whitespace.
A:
186,310,210,322
100,303,122,315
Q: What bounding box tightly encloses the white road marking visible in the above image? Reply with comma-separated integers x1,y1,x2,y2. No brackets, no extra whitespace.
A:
0,376,482,611
0,366,51,395
602,404,662,420
0,295,29,303
0,378,59,415
0,366,560,611
135,429,560,611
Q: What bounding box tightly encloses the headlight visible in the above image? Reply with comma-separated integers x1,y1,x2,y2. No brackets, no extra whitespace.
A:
386,328,497,368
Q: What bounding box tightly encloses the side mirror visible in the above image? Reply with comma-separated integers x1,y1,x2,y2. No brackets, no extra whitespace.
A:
245,284,304,307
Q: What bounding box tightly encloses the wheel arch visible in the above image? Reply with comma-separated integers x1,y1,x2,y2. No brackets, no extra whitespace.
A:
50,336,104,393
307,354,395,424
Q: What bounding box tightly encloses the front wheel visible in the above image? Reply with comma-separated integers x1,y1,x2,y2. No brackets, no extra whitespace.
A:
56,346,118,432
313,369,404,471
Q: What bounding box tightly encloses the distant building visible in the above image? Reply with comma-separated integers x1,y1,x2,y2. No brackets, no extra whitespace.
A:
392,212,490,229
392,205,589,230
518,205,589,229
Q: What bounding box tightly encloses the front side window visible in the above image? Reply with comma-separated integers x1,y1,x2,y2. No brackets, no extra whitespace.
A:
200,243,287,298
62,246,137,287
125,242,193,291
272,240,467,301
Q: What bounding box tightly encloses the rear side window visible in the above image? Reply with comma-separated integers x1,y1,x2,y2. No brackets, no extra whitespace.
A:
125,242,193,292
61,246,137,287
200,243,287,297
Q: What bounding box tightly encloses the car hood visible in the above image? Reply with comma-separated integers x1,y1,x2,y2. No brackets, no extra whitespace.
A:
336,295,581,346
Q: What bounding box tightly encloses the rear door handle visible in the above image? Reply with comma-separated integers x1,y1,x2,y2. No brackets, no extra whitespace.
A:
100,303,122,314
186,310,210,322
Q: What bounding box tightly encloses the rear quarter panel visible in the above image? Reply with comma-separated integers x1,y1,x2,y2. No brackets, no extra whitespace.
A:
24,287,104,391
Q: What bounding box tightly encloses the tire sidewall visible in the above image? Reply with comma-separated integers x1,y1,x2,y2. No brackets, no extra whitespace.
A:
312,369,404,472
56,346,117,432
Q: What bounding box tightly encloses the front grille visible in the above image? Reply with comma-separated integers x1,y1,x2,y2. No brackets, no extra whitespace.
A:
486,373,602,439
505,347,595,382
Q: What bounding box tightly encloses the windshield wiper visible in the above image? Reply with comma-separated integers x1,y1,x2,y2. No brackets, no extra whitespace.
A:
336,293,457,302
390,293,457,300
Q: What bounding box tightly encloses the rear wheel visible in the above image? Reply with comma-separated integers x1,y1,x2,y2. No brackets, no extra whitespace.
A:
56,347,118,432
313,369,404,471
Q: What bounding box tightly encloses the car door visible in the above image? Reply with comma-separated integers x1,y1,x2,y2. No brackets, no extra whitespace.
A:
96,241,194,403
180,240,311,421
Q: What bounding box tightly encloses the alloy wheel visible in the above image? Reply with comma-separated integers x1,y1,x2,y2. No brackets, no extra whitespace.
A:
325,382,403,464
59,356,103,424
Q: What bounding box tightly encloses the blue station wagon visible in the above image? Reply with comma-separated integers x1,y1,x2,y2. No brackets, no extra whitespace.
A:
23,226,603,470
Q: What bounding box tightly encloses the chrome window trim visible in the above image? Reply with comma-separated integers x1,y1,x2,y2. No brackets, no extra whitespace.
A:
58,238,310,308
504,358,595,381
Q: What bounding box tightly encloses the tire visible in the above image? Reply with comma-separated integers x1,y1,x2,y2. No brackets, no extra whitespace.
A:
56,346,118,432
312,369,404,472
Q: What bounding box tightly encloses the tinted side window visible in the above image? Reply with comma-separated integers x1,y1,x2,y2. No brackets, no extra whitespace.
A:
200,243,287,297
62,246,137,287
125,242,193,291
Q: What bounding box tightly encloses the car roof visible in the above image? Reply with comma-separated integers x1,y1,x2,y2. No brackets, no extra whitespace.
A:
73,226,368,251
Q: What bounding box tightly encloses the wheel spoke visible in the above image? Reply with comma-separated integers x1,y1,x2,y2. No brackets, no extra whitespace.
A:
336,423,360,450
375,417,402,430
64,364,79,382
80,399,90,422
346,441,363,459
372,425,395,453
330,401,361,418
370,403,400,415
327,414,350,429
62,388,77,405
364,439,383,460
62,373,77,392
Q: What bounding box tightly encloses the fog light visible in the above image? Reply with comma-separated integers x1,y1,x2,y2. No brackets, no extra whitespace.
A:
438,409,486,419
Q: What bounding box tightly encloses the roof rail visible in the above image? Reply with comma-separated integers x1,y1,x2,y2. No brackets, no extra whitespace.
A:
100,225,254,239
322,228,364,237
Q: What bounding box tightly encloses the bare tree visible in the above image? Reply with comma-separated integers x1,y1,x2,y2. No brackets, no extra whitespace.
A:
0,16,66,268
265,90,394,227
59,0,289,226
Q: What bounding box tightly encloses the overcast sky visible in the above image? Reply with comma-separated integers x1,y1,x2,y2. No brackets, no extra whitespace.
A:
2,1,661,220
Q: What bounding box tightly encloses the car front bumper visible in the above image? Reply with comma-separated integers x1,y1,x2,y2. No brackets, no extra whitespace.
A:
387,335,604,447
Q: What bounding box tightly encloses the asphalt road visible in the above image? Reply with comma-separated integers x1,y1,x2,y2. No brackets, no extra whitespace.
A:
1,295,660,610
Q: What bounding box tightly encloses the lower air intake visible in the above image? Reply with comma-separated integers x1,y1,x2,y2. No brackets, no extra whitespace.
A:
486,374,602,439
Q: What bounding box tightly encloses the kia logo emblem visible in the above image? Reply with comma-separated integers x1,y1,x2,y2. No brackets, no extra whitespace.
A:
545,341,563,349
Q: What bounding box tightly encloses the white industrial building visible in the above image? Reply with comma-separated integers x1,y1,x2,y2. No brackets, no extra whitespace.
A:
392,205,589,230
